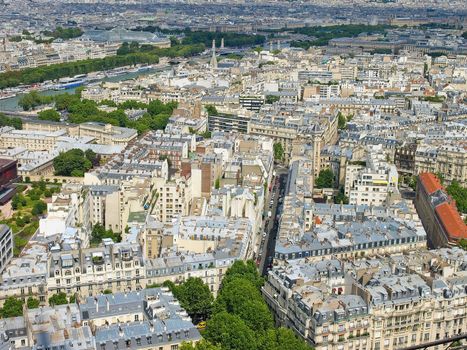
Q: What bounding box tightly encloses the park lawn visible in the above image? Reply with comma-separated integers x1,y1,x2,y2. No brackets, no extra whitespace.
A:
0,181,57,255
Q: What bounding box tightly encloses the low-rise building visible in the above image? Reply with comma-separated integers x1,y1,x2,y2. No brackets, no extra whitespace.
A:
415,173,467,248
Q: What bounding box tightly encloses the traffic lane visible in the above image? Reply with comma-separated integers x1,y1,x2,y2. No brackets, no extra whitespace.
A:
260,171,287,275
258,175,281,272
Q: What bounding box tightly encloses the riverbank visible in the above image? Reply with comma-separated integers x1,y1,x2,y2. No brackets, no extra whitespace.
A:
0,64,171,112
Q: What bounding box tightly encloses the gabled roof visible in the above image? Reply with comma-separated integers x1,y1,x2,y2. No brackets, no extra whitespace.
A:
419,172,443,195
435,202,467,241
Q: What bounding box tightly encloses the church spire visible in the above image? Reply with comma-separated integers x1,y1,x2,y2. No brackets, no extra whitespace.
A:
210,39,218,70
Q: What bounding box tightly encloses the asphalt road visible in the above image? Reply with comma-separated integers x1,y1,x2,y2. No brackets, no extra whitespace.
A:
259,167,288,276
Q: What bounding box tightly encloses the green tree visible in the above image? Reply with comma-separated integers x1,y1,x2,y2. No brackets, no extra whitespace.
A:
215,177,220,190
49,292,68,306
446,180,467,214
273,143,284,162
259,328,312,350
85,149,98,166
265,95,280,104
459,239,467,251
173,277,214,322
18,91,53,111
53,149,93,177
214,277,272,332
315,169,334,188
181,340,221,350
0,42,213,89
200,130,212,139
42,27,83,40
337,112,347,129
204,312,258,350
38,109,60,122
103,289,112,294
0,297,24,318
334,188,349,204
32,200,47,216
221,260,264,289
90,224,121,245
205,105,218,116
27,297,40,309
0,114,22,129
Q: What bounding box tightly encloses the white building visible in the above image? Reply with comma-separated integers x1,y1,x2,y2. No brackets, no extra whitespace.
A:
345,145,399,206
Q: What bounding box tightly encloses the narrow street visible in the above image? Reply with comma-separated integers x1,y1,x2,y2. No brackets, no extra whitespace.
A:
259,166,288,276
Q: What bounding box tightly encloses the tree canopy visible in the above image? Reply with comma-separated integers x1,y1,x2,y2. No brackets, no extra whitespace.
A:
205,105,218,116
36,90,178,135
446,180,467,214
42,27,83,40
49,292,69,306
273,143,284,162
315,168,334,188
0,297,24,318
202,260,312,350
288,24,391,49
38,109,61,122
0,113,22,129
265,95,280,104
18,91,53,111
27,297,40,309
53,149,93,177
170,277,214,323
91,224,122,245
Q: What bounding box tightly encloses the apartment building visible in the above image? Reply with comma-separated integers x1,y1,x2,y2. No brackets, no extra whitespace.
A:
0,247,49,307
249,110,338,173
208,112,250,134
239,95,265,112
276,198,426,263
436,144,467,187
48,242,144,298
263,248,467,350
80,288,201,350
345,145,399,206
151,175,192,224
0,225,13,274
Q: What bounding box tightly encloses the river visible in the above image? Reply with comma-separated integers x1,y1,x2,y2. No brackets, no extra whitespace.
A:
0,66,171,112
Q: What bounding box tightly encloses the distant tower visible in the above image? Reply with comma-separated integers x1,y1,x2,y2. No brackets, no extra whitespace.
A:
210,39,218,70
269,41,273,52
277,40,281,51
220,38,224,49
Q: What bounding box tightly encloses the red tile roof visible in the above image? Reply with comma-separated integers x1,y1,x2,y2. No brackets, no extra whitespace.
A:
435,202,467,241
419,173,443,195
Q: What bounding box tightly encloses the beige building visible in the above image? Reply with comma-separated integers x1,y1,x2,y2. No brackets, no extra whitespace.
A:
78,122,138,146
0,127,68,151
48,242,144,298
264,248,467,350
151,175,192,224
436,144,467,186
